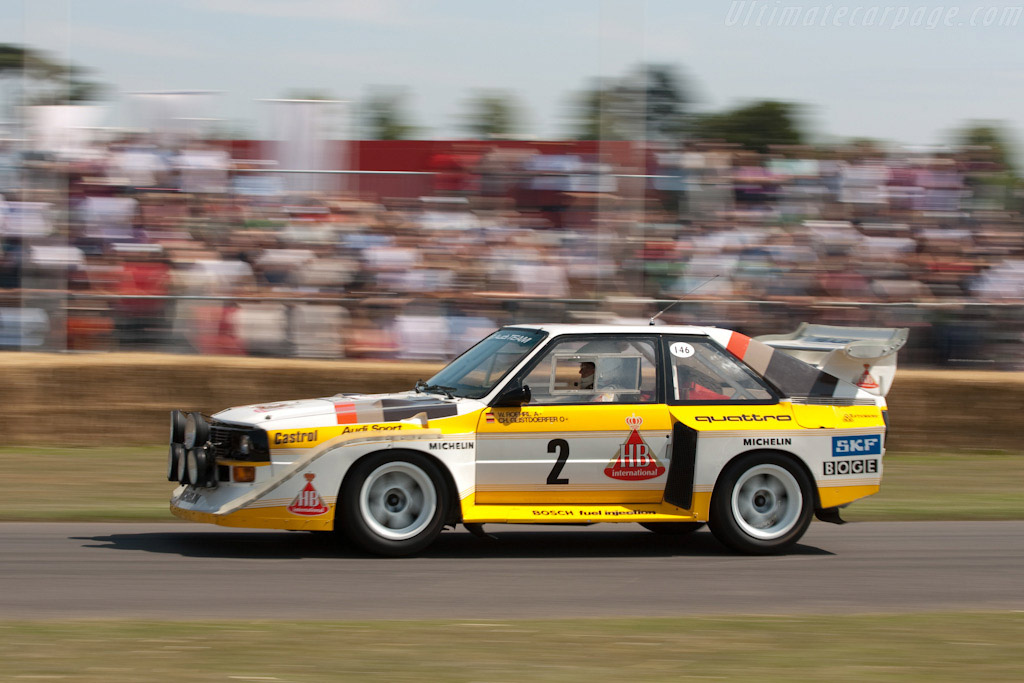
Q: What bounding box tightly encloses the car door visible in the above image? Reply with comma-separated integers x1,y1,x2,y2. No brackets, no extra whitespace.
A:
474,334,673,504
659,335,787,509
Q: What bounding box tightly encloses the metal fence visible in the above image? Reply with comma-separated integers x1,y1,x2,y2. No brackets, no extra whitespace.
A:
3,292,1020,369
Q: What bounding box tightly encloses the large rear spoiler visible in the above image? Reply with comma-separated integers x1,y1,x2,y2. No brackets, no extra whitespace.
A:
754,324,909,397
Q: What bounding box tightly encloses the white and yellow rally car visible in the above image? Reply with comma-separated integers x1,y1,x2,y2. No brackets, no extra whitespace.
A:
169,323,907,556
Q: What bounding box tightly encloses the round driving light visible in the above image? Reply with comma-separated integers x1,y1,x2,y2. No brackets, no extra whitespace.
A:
186,448,200,486
178,447,191,485
167,443,185,482
184,412,209,449
239,435,252,455
187,447,214,488
169,410,186,444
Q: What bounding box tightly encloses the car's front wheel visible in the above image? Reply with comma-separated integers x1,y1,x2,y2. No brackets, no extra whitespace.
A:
339,452,448,557
708,452,813,554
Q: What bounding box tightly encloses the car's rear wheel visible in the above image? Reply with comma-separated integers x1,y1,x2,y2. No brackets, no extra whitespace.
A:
339,452,448,557
639,522,705,535
708,452,812,554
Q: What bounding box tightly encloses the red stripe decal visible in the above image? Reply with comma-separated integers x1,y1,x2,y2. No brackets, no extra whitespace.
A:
726,332,750,359
334,402,358,425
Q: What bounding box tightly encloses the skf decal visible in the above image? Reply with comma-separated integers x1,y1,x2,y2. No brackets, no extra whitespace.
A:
832,435,882,457
604,415,666,481
287,473,330,516
824,458,879,475
273,429,320,445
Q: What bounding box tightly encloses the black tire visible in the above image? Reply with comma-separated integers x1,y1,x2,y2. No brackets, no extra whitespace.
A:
639,522,706,535
338,451,448,557
708,452,813,555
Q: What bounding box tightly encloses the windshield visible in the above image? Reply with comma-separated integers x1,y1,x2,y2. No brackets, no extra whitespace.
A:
423,328,547,399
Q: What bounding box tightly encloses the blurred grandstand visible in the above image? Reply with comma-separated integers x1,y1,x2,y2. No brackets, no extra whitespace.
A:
1,132,1022,368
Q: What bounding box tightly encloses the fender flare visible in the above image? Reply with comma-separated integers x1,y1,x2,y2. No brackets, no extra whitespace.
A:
337,447,463,526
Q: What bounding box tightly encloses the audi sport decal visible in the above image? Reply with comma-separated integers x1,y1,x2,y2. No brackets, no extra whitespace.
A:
287,473,330,516
604,415,666,481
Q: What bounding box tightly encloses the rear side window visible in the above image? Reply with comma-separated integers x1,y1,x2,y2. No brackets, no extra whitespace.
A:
665,337,775,404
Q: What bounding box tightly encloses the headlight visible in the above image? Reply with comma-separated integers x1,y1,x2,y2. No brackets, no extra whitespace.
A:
186,446,213,488
177,447,190,485
184,412,209,449
167,443,185,482
186,449,199,485
169,410,186,444
239,435,252,455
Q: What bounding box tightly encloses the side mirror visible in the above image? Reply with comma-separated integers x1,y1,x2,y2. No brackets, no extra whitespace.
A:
493,383,531,408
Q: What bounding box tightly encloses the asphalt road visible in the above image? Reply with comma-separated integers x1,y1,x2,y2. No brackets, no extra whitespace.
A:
2,521,1022,619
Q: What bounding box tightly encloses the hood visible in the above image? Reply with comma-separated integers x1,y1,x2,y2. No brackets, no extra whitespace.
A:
213,392,463,427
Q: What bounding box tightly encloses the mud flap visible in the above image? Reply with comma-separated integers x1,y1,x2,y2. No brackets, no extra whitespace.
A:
815,506,846,525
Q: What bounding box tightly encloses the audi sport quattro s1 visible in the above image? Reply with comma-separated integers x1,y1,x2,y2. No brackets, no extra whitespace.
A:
168,322,907,556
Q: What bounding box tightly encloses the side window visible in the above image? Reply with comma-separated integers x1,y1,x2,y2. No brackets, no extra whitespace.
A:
667,337,774,403
520,337,658,405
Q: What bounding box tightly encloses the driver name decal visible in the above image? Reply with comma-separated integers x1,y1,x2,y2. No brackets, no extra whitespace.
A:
604,415,666,481
488,410,568,426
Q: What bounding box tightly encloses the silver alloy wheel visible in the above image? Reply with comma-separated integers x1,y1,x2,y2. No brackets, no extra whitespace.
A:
730,463,802,540
358,462,437,541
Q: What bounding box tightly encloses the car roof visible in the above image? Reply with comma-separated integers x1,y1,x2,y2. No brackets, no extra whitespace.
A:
508,323,721,337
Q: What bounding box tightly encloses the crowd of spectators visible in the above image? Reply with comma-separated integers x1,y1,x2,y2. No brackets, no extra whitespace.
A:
1,135,1022,368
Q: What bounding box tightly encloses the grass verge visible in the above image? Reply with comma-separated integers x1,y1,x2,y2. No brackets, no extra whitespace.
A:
1,613,1022,682
0,447,1022,522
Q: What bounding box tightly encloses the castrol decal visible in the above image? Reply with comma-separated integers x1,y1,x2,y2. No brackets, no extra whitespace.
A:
287,473,330,516
604,415,666,481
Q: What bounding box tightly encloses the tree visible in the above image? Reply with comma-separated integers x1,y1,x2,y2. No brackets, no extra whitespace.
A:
954,121,1017,173
569,64,692,141
461,89,521,139
361,87,419,140
693,100,805,153
0,43,103,107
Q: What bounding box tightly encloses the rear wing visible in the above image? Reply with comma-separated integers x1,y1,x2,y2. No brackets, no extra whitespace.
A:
754,324,909,397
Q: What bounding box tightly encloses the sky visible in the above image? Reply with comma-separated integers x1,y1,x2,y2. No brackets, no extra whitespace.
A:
2,0,1023,152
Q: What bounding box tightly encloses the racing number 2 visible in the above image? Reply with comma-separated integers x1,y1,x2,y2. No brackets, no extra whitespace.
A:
546,439,569,485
